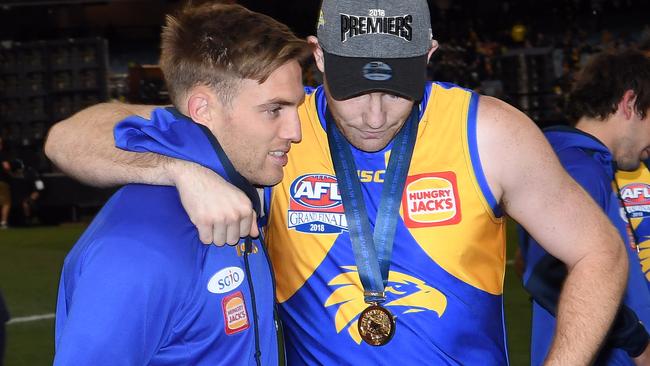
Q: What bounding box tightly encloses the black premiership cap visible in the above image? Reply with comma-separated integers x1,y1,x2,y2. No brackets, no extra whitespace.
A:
317,0,433,101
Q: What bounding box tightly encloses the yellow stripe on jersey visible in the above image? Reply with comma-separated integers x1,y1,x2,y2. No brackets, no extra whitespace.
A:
616,165,650,281
403,84,505,295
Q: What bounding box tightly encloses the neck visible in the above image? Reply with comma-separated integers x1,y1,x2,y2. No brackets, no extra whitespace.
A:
574,116,617,153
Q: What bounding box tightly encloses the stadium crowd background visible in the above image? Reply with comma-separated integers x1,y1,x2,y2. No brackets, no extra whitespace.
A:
0,0,648,365
0,1,648,220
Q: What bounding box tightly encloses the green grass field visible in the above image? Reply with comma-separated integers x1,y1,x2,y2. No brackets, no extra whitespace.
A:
0,221,531,365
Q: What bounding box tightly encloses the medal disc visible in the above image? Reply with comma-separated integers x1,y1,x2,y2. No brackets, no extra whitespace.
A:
357,304,395,346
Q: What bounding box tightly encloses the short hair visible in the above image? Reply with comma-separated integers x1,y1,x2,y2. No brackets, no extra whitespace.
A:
566,50,650,124
159,2,311,107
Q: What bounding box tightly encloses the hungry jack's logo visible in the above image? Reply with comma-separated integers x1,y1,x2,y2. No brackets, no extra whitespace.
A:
402,172,461,227
222,291,249,335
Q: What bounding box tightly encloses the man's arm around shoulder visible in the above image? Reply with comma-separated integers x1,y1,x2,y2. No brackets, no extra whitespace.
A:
44,102,257,244
44,102,169,187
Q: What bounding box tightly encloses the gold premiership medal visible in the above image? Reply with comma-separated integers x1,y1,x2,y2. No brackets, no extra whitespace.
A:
357,304,395,346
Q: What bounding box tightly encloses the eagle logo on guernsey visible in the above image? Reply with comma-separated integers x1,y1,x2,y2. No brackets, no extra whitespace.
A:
324,266,447,344
402,172,461,227
288,174,347,234
620,183,650,219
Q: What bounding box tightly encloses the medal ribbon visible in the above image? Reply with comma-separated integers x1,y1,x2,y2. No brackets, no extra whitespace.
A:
326,106,418,304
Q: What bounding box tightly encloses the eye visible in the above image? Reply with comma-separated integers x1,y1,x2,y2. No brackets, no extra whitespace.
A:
266,106,282,118
386,285,406,295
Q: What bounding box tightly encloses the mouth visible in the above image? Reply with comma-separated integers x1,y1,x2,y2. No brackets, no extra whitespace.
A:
360,131,389,139
268,149,289,166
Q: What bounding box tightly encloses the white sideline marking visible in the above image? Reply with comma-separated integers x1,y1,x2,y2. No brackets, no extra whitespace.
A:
7,313,55,325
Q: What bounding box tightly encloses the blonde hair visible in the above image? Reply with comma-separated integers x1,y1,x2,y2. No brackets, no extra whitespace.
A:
160,2,310,106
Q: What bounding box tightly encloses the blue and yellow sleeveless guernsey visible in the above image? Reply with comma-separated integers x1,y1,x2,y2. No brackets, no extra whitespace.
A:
616,161,650,288
265,82,508,364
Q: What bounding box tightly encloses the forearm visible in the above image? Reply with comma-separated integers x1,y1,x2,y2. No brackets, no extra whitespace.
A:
44,102,173,187
545,246,628,365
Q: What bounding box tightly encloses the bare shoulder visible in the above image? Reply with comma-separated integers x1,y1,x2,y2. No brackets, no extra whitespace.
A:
476,95,541,140
475,95,563,205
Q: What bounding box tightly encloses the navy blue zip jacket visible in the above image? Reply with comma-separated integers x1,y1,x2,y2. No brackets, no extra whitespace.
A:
54,107,278,366
520,126,650,365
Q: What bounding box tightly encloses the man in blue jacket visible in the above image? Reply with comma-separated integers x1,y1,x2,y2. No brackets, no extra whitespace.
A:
520,50,650,365
52,3,309,365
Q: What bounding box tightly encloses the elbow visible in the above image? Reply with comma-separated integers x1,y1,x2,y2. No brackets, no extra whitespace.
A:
44,122,65,167
607,235,629,294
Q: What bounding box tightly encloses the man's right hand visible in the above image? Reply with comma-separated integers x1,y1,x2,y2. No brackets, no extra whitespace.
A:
171,161,258,246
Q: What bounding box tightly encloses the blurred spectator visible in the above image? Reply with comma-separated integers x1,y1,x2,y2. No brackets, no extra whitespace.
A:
0,137,11,229
9,159,44,226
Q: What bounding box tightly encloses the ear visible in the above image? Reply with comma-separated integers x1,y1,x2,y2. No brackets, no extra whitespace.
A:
619,89,638,120
308,36,325,73
426,39,439,63
186,86,214,125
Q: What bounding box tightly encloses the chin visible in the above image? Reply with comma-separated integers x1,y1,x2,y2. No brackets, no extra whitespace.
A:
249,171,282,187
357,141,390,153
617,160,640,172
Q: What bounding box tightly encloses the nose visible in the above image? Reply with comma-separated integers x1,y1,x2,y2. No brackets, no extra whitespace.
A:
280,109,302,143
364,93,386,129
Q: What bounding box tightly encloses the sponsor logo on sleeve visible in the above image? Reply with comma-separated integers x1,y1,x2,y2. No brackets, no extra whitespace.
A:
288,174,347,234
222,291,249,335
207,267,245,294
402,172,461,228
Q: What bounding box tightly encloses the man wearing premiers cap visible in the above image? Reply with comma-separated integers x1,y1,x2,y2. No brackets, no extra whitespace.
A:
46,0,627,364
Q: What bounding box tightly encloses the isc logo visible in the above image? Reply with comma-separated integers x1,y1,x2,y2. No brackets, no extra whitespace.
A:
620,183,650,205
290,174,342,209
358,170,385,183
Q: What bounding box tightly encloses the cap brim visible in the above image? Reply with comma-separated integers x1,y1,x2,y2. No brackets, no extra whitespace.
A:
323,51,428,101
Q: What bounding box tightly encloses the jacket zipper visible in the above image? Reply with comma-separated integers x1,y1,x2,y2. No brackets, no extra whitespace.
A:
244,237,262,366
258,231,285,365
